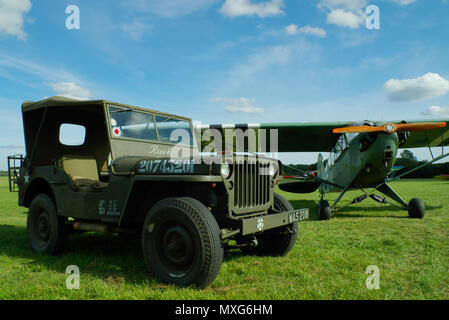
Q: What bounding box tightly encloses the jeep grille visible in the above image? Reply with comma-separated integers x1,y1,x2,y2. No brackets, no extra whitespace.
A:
234,159,271,209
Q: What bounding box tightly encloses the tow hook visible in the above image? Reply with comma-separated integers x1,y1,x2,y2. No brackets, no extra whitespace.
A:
250,236,258,248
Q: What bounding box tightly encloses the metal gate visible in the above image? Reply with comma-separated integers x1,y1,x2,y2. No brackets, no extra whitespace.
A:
7,155,24,192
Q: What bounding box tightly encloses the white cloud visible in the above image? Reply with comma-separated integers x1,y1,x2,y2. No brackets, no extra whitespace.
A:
299,25,327,37
0,51,78,83
230,45,294,79
285,24,299,35
121,20,152,41
384,73,449,102
0,144,24,149
318,0,367,11
220,39,318,92
422,106,449,117
49,82,92,100
135,0,216,17
389,0,417,5
213,97,264,113
326,8,364,29
318,0,370,30
319,0,416,10
0,52,91,101
318,0,415,30
219,0,285,18
0,0,32,40
285,24,327,37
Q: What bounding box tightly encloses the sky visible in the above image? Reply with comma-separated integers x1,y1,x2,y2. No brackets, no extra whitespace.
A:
1,0,449,170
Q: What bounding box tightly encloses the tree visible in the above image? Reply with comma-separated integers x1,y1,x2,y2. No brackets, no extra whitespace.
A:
400,150,418,162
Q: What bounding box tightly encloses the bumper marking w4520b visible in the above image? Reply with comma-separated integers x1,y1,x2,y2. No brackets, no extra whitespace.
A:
241,208,309,236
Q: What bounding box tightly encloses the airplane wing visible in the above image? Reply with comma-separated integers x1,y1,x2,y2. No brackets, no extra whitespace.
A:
201,122,352,152
393,119,449,149
201,119,449,152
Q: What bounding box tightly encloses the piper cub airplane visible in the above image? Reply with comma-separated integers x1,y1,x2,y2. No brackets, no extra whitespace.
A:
202,120,449,220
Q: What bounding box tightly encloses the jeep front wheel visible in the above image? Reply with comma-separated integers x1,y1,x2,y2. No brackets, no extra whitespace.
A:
142,197,223,289
27,194,68,255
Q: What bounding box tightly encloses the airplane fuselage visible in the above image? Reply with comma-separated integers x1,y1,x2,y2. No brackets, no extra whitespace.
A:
319,132,399,193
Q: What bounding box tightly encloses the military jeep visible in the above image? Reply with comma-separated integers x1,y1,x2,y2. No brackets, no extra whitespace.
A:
8,96,309,288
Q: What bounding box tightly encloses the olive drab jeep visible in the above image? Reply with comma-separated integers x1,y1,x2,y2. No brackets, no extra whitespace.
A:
8,96,309,289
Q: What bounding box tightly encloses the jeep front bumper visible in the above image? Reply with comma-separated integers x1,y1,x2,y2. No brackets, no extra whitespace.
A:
241,208,309,236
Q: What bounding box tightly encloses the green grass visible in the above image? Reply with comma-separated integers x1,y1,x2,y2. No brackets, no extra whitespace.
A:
0,176,448,299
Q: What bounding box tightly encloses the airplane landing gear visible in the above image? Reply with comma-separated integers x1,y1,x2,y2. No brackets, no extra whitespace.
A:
408,198,425,219
318,200,331,220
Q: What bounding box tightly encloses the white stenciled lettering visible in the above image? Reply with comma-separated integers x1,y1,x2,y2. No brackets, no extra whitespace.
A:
138,159,195,174
98,200,120,216
98,200,106,215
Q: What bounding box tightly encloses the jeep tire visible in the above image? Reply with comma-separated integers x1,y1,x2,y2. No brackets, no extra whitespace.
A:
27,194,68,255
142,197,223,289
242,193,298,257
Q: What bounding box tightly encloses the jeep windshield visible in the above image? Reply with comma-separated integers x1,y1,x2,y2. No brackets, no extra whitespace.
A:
108,105,193,146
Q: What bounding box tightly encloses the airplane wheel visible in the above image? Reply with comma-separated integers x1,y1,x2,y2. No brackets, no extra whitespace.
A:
408,198,425,219
318,200,331,220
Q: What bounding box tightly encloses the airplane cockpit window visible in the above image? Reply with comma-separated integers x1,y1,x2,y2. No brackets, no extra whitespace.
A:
345,133,357,144
329,134,349,167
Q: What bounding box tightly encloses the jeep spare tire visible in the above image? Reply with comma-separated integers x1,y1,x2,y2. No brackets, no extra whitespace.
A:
142,197,223,289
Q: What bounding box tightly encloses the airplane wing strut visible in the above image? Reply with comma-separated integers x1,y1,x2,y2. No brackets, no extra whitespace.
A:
386,150,449,182
282,164,345,189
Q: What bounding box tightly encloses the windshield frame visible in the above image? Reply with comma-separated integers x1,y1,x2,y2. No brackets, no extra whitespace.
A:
106,104,194,147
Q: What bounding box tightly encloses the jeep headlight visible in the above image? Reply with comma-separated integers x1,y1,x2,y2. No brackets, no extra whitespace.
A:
268,163,278,177
220,163,232,178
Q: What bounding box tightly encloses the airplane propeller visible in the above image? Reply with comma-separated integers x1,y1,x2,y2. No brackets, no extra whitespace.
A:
332,122,446,134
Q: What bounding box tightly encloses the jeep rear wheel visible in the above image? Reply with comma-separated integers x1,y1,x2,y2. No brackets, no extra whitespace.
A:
142,197,223,289
27,194,68,255
242,193,298,257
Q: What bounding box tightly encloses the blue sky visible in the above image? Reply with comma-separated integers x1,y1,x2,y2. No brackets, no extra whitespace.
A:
1,0,449,169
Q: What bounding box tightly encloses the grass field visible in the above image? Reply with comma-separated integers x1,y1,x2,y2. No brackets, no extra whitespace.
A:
0,176,448,300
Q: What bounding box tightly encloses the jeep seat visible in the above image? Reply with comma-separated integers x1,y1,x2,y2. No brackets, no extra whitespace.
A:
59,156,108,191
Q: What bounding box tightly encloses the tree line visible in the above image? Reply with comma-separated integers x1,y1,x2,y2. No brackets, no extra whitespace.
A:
393,150,449,179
